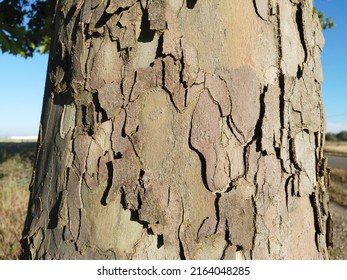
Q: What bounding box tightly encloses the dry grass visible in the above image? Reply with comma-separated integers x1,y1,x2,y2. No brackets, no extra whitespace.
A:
0,143,34,260
329,168,347,208
324,141,347,157
324,167,347,260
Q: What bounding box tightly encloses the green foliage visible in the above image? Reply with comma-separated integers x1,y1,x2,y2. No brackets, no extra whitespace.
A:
0,1,334,57
326,132,338,141
0,142,36,163
336,131,347,141
318,11,335,29
0,0,54,57
326,131,347,142
314,8,335,30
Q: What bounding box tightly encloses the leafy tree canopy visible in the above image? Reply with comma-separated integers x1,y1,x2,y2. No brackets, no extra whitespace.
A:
326,131,347,142
325,132,338,141
314,8,335,30
336,131,347,142
0,0,334,58
0,0,53,57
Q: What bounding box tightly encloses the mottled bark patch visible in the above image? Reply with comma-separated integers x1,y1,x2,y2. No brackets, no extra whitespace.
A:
22,0,330,260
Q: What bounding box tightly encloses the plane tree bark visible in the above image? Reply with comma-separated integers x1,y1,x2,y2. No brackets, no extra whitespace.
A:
21,0,332,259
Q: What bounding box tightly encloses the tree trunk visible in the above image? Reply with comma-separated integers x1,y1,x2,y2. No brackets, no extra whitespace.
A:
21,0,332,259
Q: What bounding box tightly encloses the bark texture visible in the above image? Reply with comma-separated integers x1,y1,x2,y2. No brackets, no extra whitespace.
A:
22,0,331,259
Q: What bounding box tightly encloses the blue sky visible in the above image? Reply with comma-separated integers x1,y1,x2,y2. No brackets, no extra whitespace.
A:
315,0,347,133
0,53,48,137
0,0,346,137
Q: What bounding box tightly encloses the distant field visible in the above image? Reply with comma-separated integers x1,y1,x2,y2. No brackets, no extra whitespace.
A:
0,141,37,163
0,137,37,143
324,141,347,157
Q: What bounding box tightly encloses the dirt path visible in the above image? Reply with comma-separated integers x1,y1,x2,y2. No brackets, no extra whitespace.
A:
329,202,347,259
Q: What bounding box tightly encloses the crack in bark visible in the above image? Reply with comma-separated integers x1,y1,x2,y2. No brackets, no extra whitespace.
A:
196,217,210,239
100,161,114,205
296,64,303,79
220,219,232,260
284,174,294,210
243,139,254,180
157,234,164,249
252,0,269,21
155,33,164,58
81,102,95,135
214,193,221,234
138,8,155,43
178,199,186,260
92,92,108,122
309,192,324,252
255,84,267,153
295,3,308,63
309,193,323,235
188,108,209,190
288,137,301,172
186,0,197,9
250,195,257,260
278,73,285,132
47,191,63,229
127,70,137,103
227,115,244,144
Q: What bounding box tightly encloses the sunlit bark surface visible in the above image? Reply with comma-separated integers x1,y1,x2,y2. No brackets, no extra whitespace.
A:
22,0,331,259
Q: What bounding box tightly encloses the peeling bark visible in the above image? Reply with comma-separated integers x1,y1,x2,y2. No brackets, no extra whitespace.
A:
22,0,330,260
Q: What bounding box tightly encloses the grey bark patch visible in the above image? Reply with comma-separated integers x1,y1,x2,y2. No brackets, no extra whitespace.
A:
162,22,182,60
131,65,162,102
105,0,137,14
226,66,261,142
148,0,166,30
60,104,76,139
197,217,218,239
162,56,186,111
132,33,160,68
205,74,231,117
181,39,199,87
190,90,230,192
220,190,255,251
98,83,123,119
